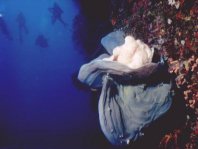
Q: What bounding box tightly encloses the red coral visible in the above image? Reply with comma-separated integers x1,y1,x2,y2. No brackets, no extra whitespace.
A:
110,0,198,148
111,18,117,26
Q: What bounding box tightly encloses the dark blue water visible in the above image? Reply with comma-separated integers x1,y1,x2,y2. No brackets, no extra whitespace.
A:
0,0,112,148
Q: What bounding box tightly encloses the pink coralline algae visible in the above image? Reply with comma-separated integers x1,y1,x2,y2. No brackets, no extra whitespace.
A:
110,0,198,148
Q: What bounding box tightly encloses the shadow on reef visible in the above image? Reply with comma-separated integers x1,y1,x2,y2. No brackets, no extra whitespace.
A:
72,0,113,59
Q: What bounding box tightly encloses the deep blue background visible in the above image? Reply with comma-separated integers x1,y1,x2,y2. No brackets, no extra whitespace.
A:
0,0,112,148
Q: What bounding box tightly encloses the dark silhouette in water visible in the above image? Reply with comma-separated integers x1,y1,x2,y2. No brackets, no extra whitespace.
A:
16,12,28,43
35,34,48,48
48,2,66,27
0,14,12,40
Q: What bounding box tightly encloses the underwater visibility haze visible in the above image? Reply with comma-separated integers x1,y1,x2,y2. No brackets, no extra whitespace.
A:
0,0,111,148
